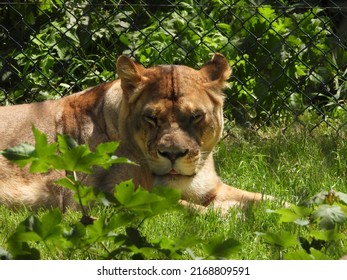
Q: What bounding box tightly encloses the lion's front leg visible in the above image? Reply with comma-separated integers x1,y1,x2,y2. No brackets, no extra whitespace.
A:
179,199,208,212
178,181,272,214
209,181,272,214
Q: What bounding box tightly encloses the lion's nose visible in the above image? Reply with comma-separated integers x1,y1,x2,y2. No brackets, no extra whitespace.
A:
158,148,188,163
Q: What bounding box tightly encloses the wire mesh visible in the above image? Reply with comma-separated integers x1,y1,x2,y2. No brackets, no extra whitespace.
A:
0,0,346,134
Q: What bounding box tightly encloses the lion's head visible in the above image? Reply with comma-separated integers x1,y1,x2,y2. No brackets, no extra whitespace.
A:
116,54,231,189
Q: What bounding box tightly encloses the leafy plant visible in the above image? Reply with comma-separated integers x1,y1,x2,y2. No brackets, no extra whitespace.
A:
257,190,347,260
0,127,242,260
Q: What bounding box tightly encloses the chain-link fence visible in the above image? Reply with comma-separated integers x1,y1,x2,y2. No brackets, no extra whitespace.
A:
0,0,346,134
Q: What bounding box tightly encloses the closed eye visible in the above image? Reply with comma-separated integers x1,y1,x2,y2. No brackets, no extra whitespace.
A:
191,112,205,124
144,115,157,126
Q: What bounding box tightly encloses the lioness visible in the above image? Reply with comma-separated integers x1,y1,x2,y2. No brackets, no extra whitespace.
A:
0,53,266,212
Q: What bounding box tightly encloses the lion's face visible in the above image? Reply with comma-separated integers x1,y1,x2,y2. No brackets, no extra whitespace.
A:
117,54,231,182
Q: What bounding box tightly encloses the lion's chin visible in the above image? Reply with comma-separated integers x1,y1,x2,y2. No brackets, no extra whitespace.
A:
153,172,195,188
152,169,196,182
153,168,196,177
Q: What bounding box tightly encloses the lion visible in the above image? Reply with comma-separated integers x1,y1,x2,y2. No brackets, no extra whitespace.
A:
0,53,267,212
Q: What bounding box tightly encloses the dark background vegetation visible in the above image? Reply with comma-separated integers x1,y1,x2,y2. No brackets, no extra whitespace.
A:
0,0,346,131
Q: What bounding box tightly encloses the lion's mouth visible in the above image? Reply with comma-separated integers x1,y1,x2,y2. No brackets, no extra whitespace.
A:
155,169,195,178
168,169,180,175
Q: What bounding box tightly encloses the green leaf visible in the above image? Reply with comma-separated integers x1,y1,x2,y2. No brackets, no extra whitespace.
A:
30,126,58,172
336,191,347,205
203,235,241,259
95,142,119,155
310,229,345,242
153,236,198,259
55,177,77,191
39,0,53,12
7,215,50,259
10,242,40,260
37,209,63,240
119,34,130,45
16,128,128,174
85,214,131,243
340,205,347,216
113,182,180,217
74,184,101,206
124,189,163,213
257,231,298,248
309,248,333,260
64,223,86,247
285,248,332,260
216,23,231,33
108,155,135,165
105,213,135,232
55,139,127,173
8,210,64,247
56,176,100,206
294,219,310,226
114,180,136,205
312,204,346,229
284,248,314,260
258,6,276,21
57,134,79,153
274,205,312,224
58,144,94,173
85,215,109,243
1,143,36,167
32,126,56,157
8,216,41,243
149,187,181,214
8,231,42,243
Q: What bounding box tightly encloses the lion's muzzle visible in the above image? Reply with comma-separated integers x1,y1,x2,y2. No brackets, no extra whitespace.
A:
147,127,200,177
157,147,188,163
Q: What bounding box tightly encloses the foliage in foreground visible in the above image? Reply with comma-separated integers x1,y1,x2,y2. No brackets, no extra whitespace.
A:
0,127,346,260
259,190,347,260
0,127,241,260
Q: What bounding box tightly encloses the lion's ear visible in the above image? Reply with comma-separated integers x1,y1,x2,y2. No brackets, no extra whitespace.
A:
116,55,147,102
200,53,232,84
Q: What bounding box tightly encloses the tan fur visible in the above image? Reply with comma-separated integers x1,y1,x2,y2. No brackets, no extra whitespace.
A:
0,54,266,211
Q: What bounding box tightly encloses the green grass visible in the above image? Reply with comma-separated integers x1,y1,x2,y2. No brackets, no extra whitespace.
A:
217,126,347,205
142,125,347,260
1,125,347,259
